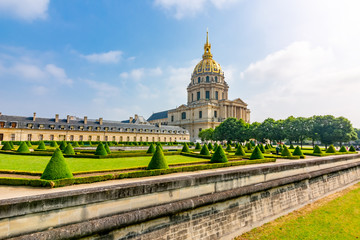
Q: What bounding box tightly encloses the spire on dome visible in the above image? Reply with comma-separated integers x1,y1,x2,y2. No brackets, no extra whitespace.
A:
203,29,213,59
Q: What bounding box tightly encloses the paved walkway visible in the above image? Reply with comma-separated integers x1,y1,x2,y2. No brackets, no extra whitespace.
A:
0,155,358,201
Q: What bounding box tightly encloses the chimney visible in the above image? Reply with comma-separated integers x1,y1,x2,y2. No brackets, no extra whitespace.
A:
129,117,133,123
84,116,88,124
33,112,36,121
0,112,2,116
134,114,138,121
67,115,70,123
99,118,103,125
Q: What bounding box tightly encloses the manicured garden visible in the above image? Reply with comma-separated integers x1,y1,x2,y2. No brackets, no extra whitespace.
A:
236,182,360,240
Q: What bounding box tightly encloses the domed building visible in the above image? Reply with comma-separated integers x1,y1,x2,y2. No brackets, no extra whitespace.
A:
148,31,250,141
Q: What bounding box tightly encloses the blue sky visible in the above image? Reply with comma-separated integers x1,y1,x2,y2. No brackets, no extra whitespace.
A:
0,0,359,128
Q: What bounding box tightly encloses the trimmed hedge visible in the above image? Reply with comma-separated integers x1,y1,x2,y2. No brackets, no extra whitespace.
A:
292,146,304,156
59,141,67,151
289,144,295,149
208,142,213,151
210,145,228,163
41,149,73,180
1,141,12,150
63,144,75,155
281,145,293,157
37,141,46,150
249,146,264,160
26,141,32,147
95,142,108,156
326,145,336,153
17,142,30,153
258,144,265,153
226,144,232,151
313,145,322,154
147,143,156,153
181,143,190,153
104,143,111,154
147,145,168,170
339,146,347,152
235,145,246,156
200,144,210,156
195,142,201,150
349,145,356,152
50,141,59,148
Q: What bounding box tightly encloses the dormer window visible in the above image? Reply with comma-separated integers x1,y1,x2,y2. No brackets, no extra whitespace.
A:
27,123,33,129
79,126,84,131
104,127,109,131
88,126,92,131
39,124,44,129
0,122,5,128
50,125,55,130
60,125,65,130
11,122,17,128
70,126,74,130
96,127,100,131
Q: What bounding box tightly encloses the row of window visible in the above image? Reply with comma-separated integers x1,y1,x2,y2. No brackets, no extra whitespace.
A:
0,122,185,134
8,134,184,142
191,91,224,102
194,76,218,84
171,111,217,121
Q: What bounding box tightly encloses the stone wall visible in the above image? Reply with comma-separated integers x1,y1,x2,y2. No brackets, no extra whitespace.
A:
1,155,360,240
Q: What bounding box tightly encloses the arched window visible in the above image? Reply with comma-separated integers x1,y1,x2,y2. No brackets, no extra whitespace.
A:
181,112,186,119
215,76,218,82
206,76,210,82
198,77,200,83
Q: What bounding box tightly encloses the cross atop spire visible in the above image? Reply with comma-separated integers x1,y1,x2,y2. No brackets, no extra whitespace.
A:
203,29,212,59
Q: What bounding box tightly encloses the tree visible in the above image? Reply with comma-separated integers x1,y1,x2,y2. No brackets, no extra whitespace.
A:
198,128,214,141
213,118,249,142
41,148,73,180
292,117,311,149
147,145,168,169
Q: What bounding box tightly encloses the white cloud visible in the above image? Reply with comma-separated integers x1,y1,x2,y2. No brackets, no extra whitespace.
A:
239,41,360,125
84,79,120,97
154,0,239,19
11,63,47,81
32,85,48,95
45,64,73,85
81,50,123,64
120,67,163,81
0,0,49,21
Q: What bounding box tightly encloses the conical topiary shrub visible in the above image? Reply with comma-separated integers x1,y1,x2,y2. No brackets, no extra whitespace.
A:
63,143,75,155
79,141,84,146
95,142,108,156
200,144,210,156
249,146,264,160
195,142,201,150
104,143,111,154
258,144,265,153
326,145,336,153
26,141,32,147
72,141,80,147
59,141,67,151
349,145,356,152
293,146,304,156
226,144,232,151
50,141,58,148
181,143,190,153
265,144,269,150
250,140,255,146
37,141,46,150
17,142,30,153
279,145,284,151
235,145,246,156
156,143,163,151
289,144,295,149
41,148,73,180
210,145,228,163
1,141,12,150
313,145,322,154
208,142,213,151
281,145,293,157
147,145,168,170
9,141,14,149
246,142,252,150
339,146,347,152
147,143,156,153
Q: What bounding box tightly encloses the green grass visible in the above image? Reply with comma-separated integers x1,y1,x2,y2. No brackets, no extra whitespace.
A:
237,183,360,240
0,154,206,173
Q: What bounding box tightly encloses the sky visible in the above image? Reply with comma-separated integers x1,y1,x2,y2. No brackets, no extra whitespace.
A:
0,0,359,128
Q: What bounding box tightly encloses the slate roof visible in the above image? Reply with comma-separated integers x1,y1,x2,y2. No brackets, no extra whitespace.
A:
147,110,172,121
0,114,189,134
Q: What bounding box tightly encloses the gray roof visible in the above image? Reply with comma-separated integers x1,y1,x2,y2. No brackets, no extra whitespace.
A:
0,114,189,134
121,116,148,124
147,110,171,121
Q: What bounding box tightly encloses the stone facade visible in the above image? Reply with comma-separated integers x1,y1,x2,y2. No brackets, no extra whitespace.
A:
148,32,250,141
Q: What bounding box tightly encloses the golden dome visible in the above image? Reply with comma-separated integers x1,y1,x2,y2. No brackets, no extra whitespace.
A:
192,31,223,76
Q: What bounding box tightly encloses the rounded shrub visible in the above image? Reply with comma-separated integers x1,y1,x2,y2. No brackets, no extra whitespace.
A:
63,143,75,155
147,145,168,170
293,146,304,156
313,145,322,154
339,146,347,152
326,145,336,153
181,143,190,153
59,141,67,151
208,142,213,151
249,146,264,160
26,141,32,147
281,145,293,157
147,143,156,153
195,142,201,150
226,144,232,151
50,141,58,148
41,148,73,180
17,142,30,153
235,145,246,156
95,142,108,156
37,141,46,150
210,145,228,163
200,144,210,156
349,145,356,152
1,141,12,151
104,143,111,154
258,144,265,153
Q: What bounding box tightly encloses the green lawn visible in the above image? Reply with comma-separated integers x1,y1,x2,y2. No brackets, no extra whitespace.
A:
237,183,360,240
0,154,207,173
